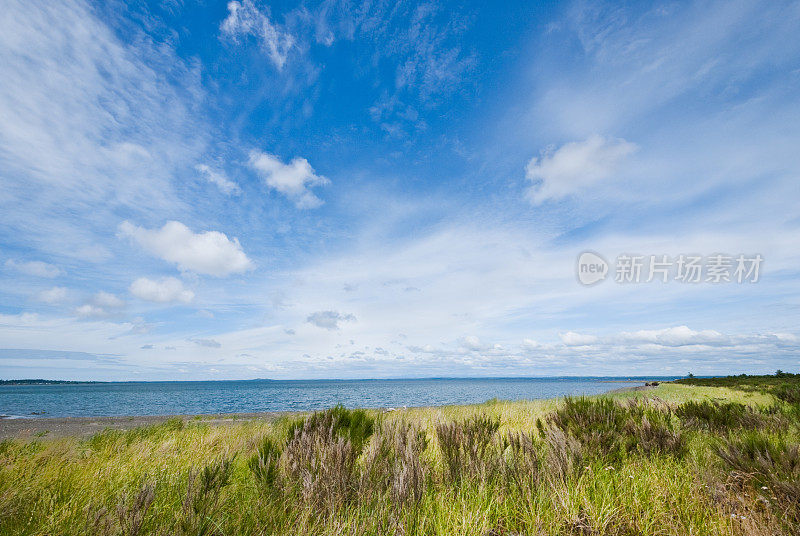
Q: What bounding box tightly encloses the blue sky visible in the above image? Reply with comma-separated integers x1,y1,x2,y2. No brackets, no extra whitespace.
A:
1,0,799,380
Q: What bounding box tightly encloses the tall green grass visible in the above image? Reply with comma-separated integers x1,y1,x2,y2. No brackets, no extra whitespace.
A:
1,383,799,535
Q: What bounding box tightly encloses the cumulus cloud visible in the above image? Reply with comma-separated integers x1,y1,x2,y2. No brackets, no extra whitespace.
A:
618,326,729,347
460,335,485,351
74,304,108,318
130,277,194,304
195,164,240,195
5,259,62,278
522,338,539,349
307,310,356,330
525,135,637,204
72,291,125,318
37,286,68,304
119,221,254,277
560,331,599,346
221,0,295,69
249,151,329,209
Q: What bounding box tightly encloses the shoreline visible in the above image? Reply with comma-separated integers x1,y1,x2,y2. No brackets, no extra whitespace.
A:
0,411,294,440
0,383,657,439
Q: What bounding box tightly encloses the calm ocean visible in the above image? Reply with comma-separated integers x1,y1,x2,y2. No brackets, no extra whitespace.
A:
0,377,674,418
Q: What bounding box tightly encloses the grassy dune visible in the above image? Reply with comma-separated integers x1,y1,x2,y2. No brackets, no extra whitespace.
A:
1,380,799,535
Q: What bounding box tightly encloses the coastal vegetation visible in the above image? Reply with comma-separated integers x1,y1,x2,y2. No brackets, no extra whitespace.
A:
1,377,799,535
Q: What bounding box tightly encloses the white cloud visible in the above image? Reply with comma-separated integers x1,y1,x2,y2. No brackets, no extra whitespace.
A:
5,259,62,278
92,291,125,309
74,304,109,318
560,331,599,346
130,276,194,304
119,221,254,277
522,338,539,349
195,164,240,195
221,0,295,69
37,286,68,304
462,335,482,350
618,326,729,347
249,151,329,209
71,291,125,318
525,135,637,204
307,310,356,330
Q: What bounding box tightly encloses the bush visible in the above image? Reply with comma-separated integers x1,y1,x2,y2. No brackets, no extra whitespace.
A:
288,405,374,454
676,400,762,431
715,431,800,522
180,457,235,535
543,427,583,485
284,409,361,510
628,408,686,457
361,420,429,506
501,430,540,492
547,397,684,461
773,384,800,405
248,436,282,489
436,414,500,483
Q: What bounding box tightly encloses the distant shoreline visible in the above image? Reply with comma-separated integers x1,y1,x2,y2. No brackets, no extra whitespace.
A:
0,376,683,385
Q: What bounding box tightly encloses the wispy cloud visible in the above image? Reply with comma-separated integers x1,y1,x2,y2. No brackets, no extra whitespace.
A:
37,286,68,304
5,259,62,278
221,0,295,69
0,0,206,263
195,164,241,195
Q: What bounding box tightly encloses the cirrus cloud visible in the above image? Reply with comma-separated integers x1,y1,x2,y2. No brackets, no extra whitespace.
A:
220,0,295,70
195,164,240,195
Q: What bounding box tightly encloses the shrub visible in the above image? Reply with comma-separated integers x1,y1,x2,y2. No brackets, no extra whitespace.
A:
627,408,686,457
248,436,282,489
284,410,360,510
501,431,540,493
288,405,375,454
89,480,156,536
548,397,684,461
361,419,429,506
773,384,800,405
676,400,762,431
180,457,235,536
543,427,583,485
715,431,800,523
436,414,500,483
548,397,628,459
